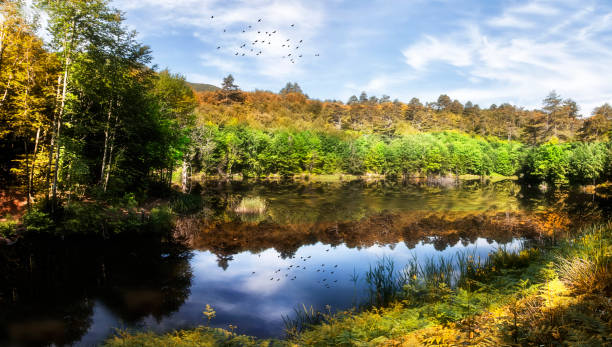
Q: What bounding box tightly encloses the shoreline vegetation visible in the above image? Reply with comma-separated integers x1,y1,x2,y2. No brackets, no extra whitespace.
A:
3,1,612,345
1,173,609,244
103,222,612,346
3,0,612,243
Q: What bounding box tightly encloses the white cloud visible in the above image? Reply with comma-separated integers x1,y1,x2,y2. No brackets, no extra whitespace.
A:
487,14,534,28
487,0,560,29
511,2,560,15
402,35,474,70
400,0,612,113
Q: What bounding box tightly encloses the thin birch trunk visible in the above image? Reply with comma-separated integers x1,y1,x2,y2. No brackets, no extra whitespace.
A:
47,74,62,200
28,127,40,207
181,159,188,193
51,62,69,207
103,113,119,192
51,20,76,208
100,104,112,183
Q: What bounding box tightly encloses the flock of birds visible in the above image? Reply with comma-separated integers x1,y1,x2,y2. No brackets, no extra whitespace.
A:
251,248,340,289
209,16,320,64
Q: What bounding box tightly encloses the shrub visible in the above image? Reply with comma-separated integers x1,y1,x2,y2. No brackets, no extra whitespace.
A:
22,209,53,233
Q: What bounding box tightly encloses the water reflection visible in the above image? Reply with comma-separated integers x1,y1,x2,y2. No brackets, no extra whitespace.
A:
0,234,192,346
0,180,610,345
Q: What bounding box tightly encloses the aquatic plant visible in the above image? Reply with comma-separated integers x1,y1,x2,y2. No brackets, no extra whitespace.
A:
365,255,404,307
282,304,328,337
234,196,267,214
203,304,216,326
170,194,204,215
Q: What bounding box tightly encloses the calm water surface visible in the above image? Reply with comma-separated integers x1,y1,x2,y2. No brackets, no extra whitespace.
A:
1,180,609,346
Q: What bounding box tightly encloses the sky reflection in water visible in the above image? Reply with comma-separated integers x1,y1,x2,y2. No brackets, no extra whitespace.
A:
76,238,522,344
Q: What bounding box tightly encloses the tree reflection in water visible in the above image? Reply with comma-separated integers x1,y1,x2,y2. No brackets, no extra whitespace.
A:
1,180,610,345
176,180,610,265
0,234,193,345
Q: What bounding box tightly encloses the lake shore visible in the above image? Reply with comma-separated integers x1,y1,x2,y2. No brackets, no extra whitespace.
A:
105,224,612,346
2,180,611,345
104,221,612,346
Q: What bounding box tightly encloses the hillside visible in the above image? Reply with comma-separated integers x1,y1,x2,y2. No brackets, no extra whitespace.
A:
188,82,220,92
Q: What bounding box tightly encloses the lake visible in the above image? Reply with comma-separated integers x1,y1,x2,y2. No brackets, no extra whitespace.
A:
1,179,609,346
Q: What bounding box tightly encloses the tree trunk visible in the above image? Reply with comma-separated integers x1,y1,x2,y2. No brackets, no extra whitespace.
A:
51,62,69,207
47,74,62,200
24,140,29,208
181,159,188,193
0,75,12,107
52,21,76,208
100,104,112,184
0,22,6,73
103,114,118,193
28,127,40,208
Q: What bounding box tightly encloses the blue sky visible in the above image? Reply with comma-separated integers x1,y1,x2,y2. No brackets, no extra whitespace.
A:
111,0,612,114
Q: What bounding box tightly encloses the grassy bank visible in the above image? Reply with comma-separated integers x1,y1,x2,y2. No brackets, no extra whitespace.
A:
0,191,207,241
104,222,612,346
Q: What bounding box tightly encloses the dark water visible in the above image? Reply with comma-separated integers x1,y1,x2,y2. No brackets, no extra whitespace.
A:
1,180,609,346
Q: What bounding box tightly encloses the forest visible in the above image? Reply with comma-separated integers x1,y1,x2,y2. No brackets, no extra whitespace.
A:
2,0,612,216
3,1,612,346
0,0,611,242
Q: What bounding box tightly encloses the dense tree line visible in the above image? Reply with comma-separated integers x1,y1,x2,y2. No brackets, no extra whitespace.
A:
196,79,611,144
188,77,612,186
0,1,195,210
182,123,612,185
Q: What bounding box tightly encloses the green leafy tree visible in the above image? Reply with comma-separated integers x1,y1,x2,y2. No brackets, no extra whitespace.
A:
567,143,606,184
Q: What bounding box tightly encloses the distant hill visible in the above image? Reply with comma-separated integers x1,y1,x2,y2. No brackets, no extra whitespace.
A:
188,82,220,92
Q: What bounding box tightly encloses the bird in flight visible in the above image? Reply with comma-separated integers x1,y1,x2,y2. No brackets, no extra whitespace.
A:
290,24,295,27
258,19,262,22
210,16,214,19
217,46,221,49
